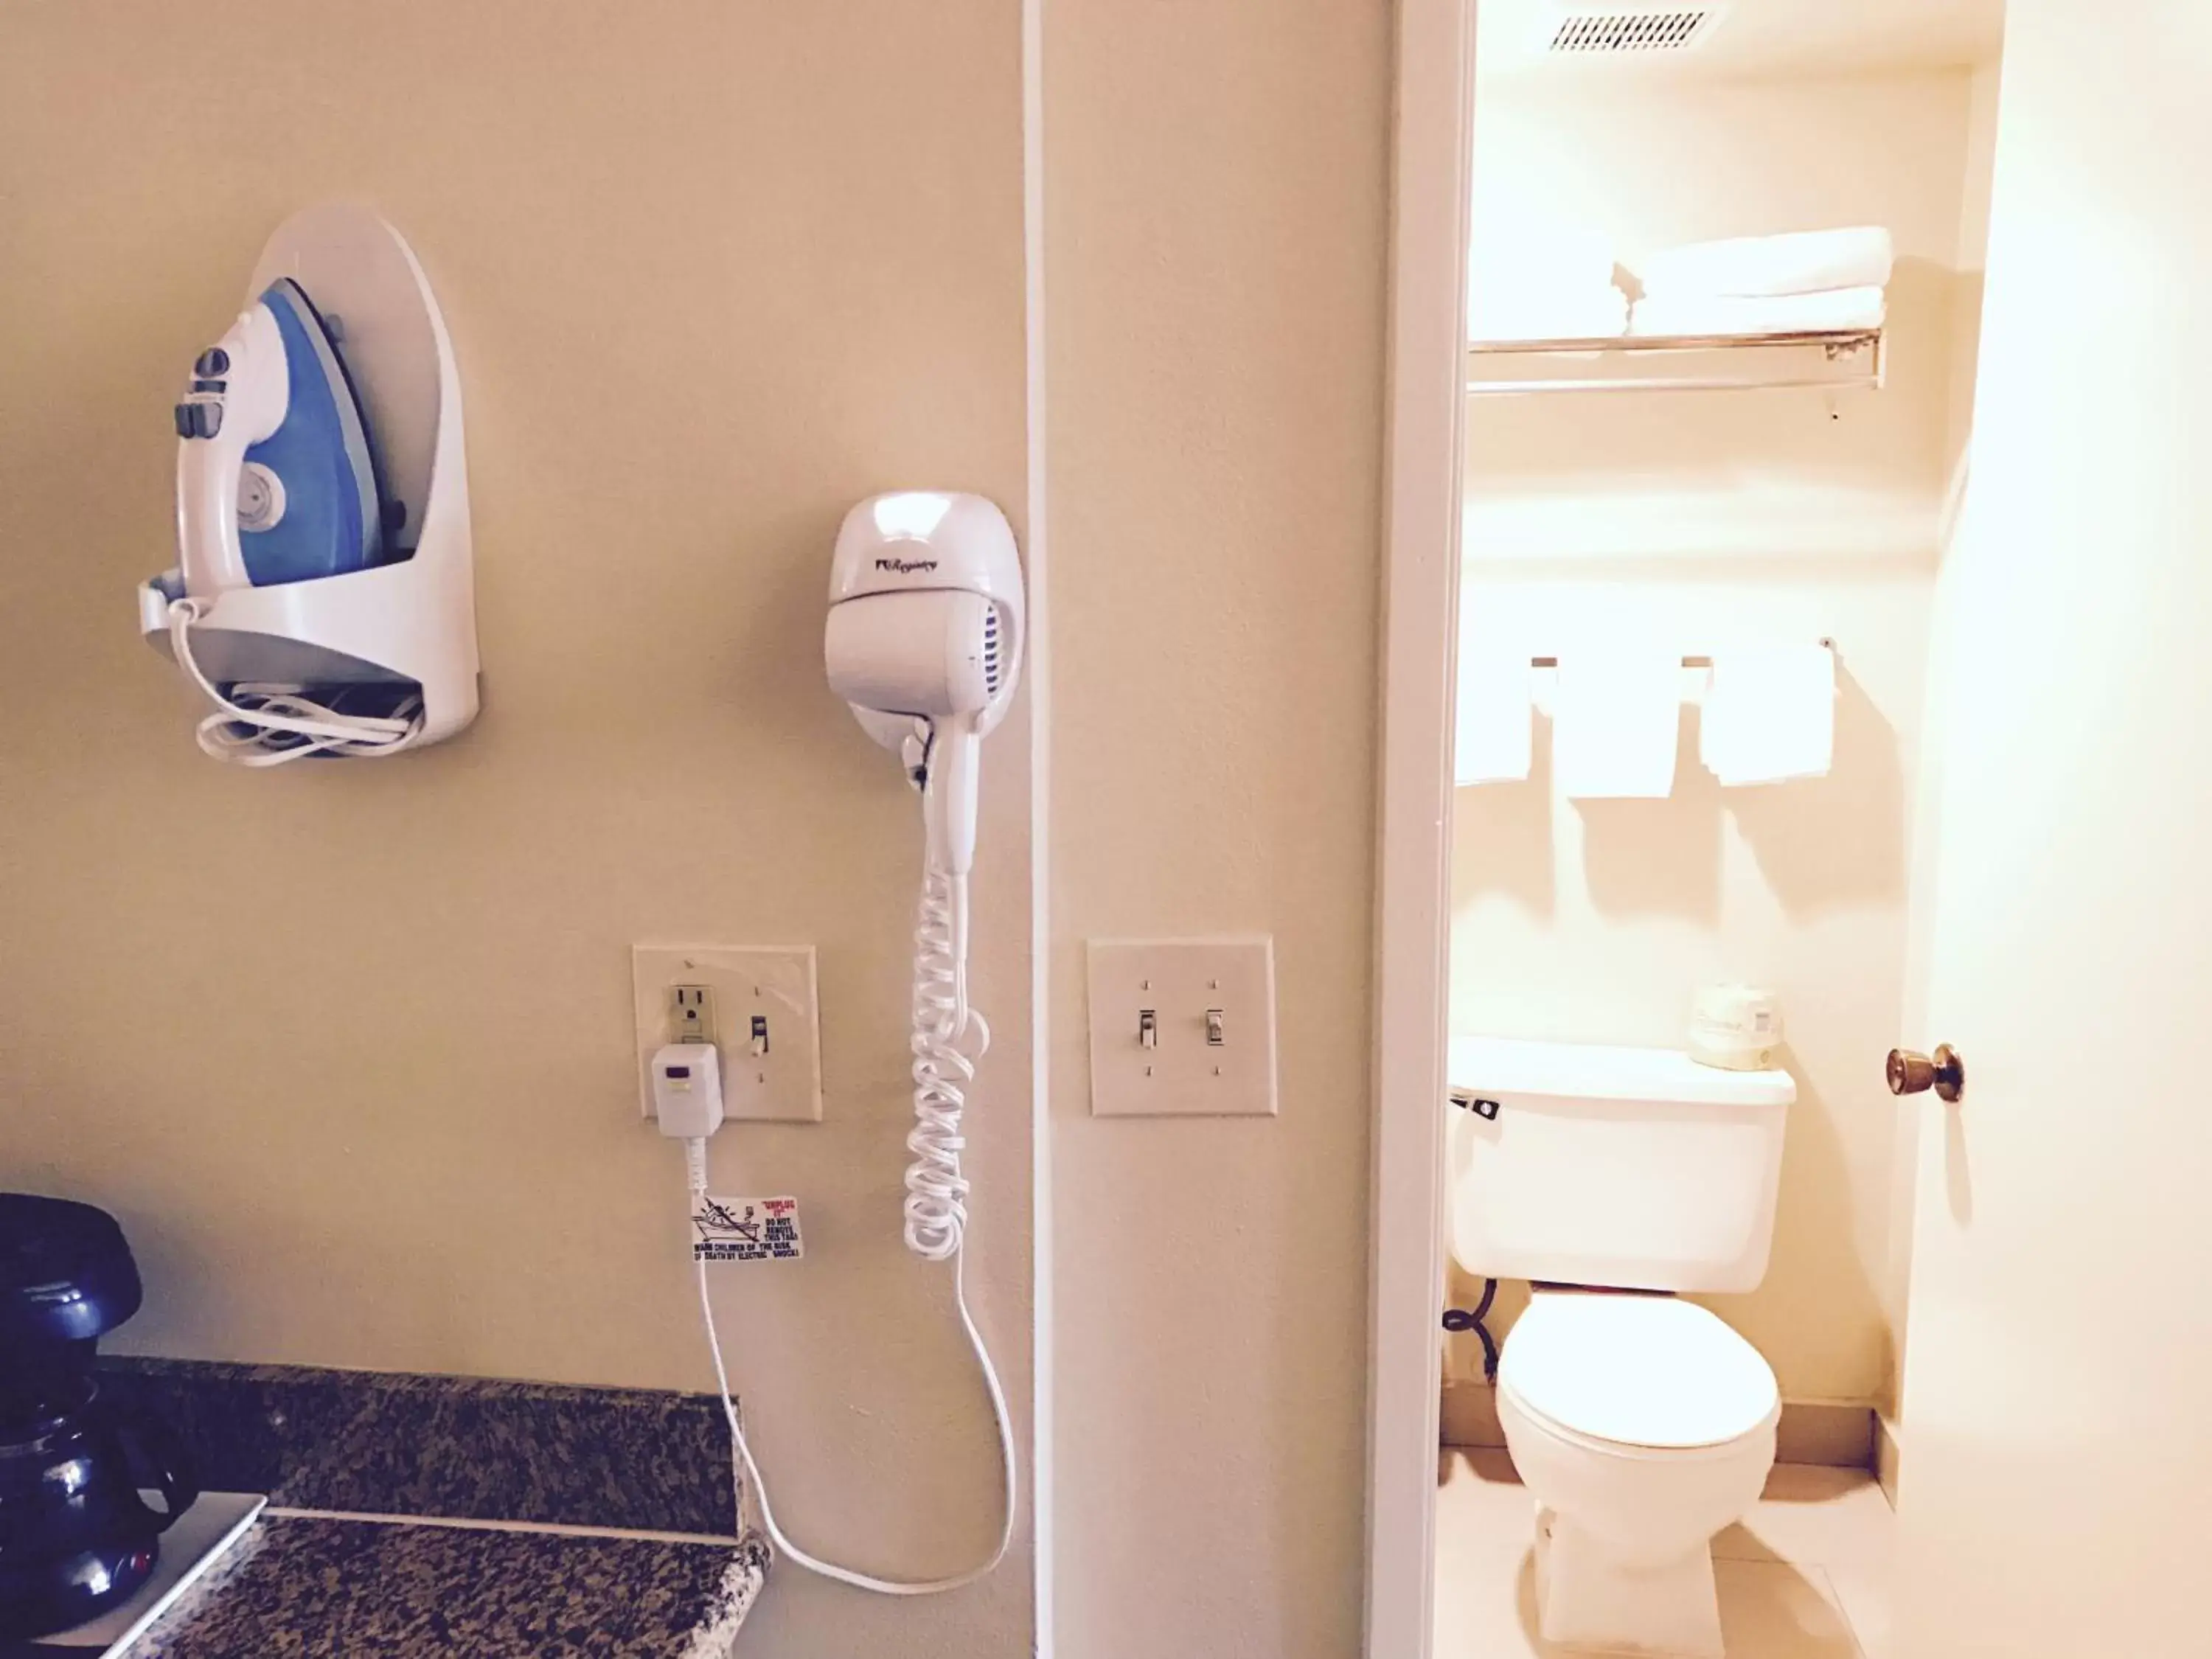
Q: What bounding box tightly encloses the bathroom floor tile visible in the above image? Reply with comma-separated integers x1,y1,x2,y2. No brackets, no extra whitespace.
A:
1717,1464,1897,1572
1815,1559,1892,1659
1435,1448,1891,1659
1711,1560,1863,1659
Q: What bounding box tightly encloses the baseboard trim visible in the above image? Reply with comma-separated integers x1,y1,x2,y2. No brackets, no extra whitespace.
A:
1439,1378,1506,1450
1874,1412,1902,1506
1774,1399,1879,1468
1441,1380,1879,1470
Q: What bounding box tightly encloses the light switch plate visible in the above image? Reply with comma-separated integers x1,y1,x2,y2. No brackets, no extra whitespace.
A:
631,945,824,1122
1087,936,1278,1118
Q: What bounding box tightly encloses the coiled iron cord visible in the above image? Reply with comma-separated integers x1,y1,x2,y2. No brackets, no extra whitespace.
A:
166,597,423,766
687,849,1015,1595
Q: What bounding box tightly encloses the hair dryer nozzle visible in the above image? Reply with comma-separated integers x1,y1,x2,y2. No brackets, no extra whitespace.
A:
825,588,1000,722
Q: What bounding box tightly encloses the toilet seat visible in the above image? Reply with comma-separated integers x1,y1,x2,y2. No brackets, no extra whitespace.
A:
1499,1293,1779,1454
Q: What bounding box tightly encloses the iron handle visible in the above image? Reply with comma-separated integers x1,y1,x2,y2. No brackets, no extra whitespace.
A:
1887,1044,1965,1103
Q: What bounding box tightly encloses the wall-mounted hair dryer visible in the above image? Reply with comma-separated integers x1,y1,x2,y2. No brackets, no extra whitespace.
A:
672,490,1023,1597
824,491,1025,878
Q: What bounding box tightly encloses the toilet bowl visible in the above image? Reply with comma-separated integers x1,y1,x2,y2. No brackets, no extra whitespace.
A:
1496,1290,1779,1658
1445,1035,1795,1654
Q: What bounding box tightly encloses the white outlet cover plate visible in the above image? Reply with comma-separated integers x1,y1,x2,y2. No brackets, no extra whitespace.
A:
1087,936,1279,1118
631,945,824,1122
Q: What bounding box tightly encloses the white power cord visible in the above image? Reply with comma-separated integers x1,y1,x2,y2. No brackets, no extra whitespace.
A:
166,597,423,766
683,852,1015,1596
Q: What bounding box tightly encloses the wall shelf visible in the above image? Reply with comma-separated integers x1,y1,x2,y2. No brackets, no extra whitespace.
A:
1465,327,1885,396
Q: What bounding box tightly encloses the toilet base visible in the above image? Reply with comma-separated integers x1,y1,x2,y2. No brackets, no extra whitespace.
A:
1532,1503,1724,1658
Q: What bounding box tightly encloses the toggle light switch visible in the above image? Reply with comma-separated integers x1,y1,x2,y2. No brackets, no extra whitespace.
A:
1086,937,1277,1117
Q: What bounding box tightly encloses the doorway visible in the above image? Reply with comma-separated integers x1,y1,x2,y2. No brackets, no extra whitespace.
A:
1355,4,2158,1658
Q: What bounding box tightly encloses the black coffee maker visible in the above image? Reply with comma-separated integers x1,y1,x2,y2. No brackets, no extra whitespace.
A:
0,1194,199,1638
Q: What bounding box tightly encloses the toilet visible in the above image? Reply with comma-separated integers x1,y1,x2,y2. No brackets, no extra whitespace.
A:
1447,1036,1795,1658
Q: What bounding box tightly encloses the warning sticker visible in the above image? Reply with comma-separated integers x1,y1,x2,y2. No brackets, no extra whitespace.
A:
692,1195,804,1264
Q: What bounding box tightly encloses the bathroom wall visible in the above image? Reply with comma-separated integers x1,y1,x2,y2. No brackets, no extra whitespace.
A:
1450,67,1993,1409
1043,2,1392,1657
0,3,1033,1654
1467,69,1981,564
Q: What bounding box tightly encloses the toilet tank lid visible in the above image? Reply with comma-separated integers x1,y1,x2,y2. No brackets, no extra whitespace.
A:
1447,1035,1794,1110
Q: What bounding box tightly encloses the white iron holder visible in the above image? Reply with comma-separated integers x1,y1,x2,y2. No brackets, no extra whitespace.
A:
139,202,479,750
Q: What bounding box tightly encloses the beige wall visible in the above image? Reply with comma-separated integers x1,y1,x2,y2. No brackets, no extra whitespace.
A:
1467,71,1980,564
0,3,1032,1652
1450,69,1989,1409
1043,2,1392,1656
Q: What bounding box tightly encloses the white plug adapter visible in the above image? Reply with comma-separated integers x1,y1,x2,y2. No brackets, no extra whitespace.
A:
651,1042,726,1141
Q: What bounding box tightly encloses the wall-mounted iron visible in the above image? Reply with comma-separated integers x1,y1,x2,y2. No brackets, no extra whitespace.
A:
139,203,477,764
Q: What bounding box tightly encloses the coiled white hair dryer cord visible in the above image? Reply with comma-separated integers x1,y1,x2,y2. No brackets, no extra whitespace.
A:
904,865,982,1259
690,854,1016,1595
166,597,423,766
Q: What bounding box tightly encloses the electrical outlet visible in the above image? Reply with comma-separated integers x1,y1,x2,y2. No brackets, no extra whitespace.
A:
631,945,824,1122
672,985,714,1046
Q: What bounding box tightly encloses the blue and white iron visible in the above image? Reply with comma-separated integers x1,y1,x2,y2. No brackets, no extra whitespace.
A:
144,203,477,767
174,277,391,594
164,276,428,762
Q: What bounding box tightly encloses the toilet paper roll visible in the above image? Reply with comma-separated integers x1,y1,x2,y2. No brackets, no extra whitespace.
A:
1688,984,1784,1071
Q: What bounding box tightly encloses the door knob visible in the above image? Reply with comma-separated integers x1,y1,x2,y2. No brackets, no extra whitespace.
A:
1887,1044,1965,1102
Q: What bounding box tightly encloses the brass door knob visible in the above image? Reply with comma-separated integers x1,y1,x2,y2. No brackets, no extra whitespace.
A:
1887,1044,1965,1102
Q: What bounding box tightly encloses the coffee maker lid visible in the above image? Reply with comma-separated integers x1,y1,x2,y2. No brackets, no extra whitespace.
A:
0,1194,143,1345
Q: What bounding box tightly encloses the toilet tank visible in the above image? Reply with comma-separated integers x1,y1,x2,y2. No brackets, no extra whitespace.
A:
1446,1036,1793,1293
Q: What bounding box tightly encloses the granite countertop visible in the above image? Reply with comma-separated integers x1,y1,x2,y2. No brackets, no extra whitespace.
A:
17,1359,776,1658
117,1512,767,1659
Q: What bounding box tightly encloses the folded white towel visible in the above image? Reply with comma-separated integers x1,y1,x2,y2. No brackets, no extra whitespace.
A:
1700,646,1836,785
1470,285,1629,344
1552,649,1681,800
1454,640,1533,785
1630,285,1887,338
1637,227,1894,299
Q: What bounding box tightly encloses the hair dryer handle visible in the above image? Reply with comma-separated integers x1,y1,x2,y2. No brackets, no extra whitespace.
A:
927,720,982,877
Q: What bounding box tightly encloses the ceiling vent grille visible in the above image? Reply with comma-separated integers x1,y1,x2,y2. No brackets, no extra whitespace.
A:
1543,7,1724,56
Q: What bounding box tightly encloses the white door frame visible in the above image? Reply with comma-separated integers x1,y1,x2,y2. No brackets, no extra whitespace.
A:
1364,4,1477,1658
